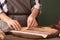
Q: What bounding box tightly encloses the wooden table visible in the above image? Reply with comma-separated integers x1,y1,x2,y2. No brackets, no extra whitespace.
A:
5,35,59,40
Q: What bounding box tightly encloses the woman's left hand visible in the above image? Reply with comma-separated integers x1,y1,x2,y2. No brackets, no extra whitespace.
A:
27,16,38,29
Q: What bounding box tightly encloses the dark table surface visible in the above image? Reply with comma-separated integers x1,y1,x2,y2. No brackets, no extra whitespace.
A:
5,35,60,40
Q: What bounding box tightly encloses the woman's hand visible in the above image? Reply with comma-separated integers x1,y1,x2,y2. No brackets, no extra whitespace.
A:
0,13,21,31
27,16,38,29
7,19,21,31
27,7,39,29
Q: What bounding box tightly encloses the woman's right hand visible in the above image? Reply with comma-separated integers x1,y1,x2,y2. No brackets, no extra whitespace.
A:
6,19,21,31
0,13,21,31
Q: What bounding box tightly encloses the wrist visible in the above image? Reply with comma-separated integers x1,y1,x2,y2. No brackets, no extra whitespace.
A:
29,14,36,18
0,13,11,21
0,13,5,19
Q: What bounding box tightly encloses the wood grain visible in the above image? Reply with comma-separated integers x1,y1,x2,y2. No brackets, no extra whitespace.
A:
10,27,58,39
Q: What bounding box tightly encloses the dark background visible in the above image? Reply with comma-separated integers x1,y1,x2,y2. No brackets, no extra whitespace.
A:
38,0,60,26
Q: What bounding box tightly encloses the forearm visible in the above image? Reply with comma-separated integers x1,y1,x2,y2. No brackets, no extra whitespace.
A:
30,8,39,18
30,0,40,18
0,13,11,21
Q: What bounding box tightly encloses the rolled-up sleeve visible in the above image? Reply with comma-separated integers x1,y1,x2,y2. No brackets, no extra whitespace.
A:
32,0,40,10
0,0,8,13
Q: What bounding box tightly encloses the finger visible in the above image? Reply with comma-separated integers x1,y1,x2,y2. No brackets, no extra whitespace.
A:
35,20,38,26
14,20,21,30
27,19,33,29
8,23,13,29
31,19,35,27
33,21,38,27
27,20,31,28
14,20,21,27
11,23,18,30
13,23,19,31
35,19,38,26
32,19,38,27
27,20,30,29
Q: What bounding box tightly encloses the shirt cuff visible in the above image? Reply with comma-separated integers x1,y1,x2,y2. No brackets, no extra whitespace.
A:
34,3,40,9
32,4,40,10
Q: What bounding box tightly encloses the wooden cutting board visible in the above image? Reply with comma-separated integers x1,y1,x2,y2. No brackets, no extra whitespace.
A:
10,27,58,39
